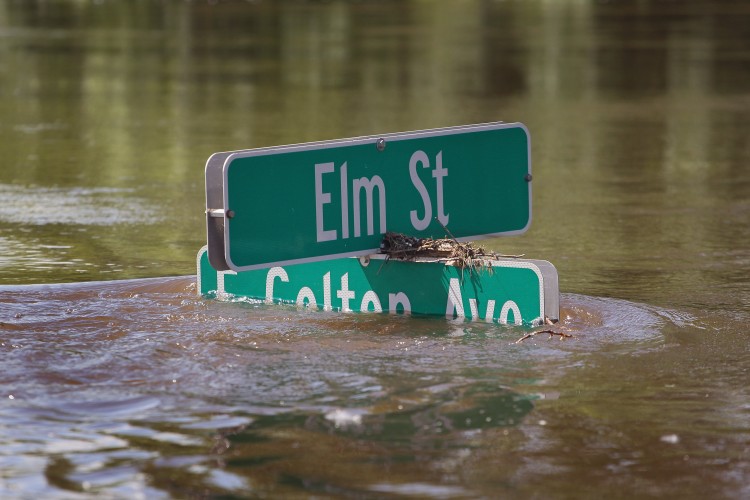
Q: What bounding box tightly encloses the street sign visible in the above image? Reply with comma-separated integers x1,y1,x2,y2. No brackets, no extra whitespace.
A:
197,247,558,326
205,122,531,272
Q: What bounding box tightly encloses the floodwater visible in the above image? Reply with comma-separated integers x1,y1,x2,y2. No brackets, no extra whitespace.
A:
1,1,748,498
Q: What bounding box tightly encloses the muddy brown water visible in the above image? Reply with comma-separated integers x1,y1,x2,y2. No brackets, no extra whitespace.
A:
1,1,748,498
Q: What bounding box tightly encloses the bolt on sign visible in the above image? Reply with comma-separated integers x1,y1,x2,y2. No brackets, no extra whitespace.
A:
196,247,559,326
205,122,531,272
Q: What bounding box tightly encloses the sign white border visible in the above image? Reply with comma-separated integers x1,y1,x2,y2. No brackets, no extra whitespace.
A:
196,246,559,323
207,122,531,272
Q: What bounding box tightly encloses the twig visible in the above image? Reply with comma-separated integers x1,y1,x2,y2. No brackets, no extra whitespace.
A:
515,329,574,344
434,217,461,245
432,218,471,284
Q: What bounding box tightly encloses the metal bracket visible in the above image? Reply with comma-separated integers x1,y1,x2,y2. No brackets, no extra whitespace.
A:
206,209,234,219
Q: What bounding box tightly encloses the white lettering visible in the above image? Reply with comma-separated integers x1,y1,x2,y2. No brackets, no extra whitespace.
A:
340,162,349,239
388,292,411,315
410,150,449,230
352,175,386,237
409,150,432,230
296,287,317,309
217,270,231,297
468,298,497,322
315,162,337,242
469,298,479,321
484,300,496,323
445,278,465,318
360,291,382,312
323,272,332,311
499,300,522,325
265,267,289,304
337,273,355,312
432,151,449,226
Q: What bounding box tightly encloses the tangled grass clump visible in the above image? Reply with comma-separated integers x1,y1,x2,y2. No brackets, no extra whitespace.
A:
379,230,522,274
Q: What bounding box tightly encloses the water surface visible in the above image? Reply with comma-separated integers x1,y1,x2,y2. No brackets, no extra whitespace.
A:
1,1,749,498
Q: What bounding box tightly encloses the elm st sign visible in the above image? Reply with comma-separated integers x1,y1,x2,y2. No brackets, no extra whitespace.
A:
205,122,531,272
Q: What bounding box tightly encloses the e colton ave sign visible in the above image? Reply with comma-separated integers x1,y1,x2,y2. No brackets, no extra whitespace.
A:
197,247,559,325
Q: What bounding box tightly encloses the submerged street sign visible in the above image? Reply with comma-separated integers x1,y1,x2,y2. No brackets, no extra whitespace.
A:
206,122,531,272
197,247,559,326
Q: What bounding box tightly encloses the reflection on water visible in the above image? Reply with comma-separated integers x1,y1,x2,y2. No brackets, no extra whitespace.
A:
0,184,155,226
1,0,749,497
0,183,158,280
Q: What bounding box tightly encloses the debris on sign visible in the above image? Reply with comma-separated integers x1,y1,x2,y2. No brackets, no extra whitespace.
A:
379,230,523,272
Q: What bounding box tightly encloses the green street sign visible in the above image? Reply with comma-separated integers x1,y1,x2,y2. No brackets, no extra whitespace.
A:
197,247,558,326
205,122,531,272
